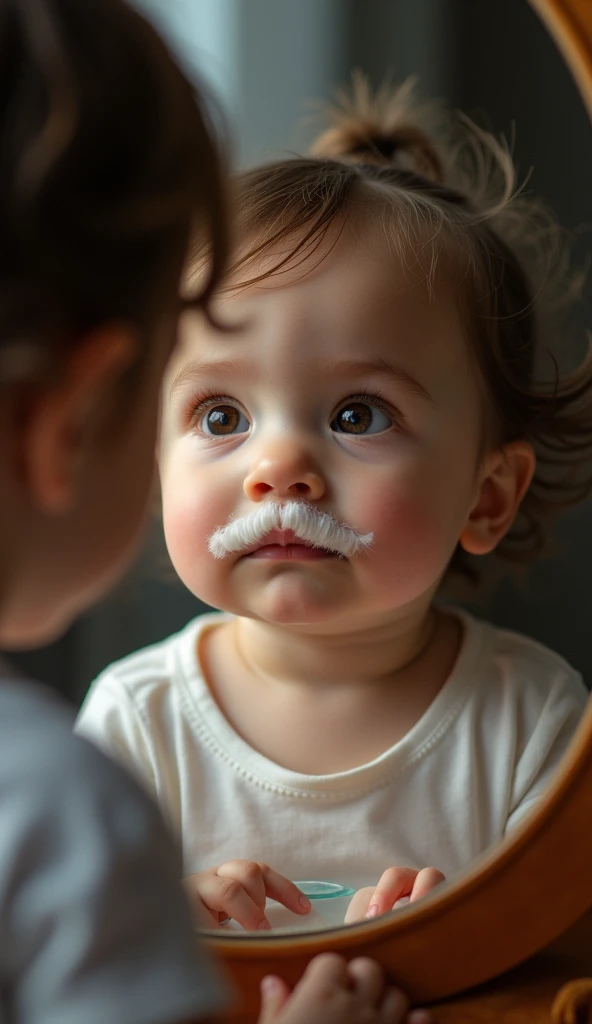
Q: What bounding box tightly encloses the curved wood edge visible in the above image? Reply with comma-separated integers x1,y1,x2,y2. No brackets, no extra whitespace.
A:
529,0,592,118
208,696,592,1019
551,980,592,1024
205,3,592,1018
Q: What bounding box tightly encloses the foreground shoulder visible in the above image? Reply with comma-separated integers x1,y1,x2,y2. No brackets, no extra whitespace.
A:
0,682,226,1022
0,681,171,848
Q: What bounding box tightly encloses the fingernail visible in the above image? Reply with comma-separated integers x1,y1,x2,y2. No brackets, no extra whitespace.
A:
408,1010,431,1024
366,904,380,918
262,975,282,995
299,894,311,910
257,918,272,931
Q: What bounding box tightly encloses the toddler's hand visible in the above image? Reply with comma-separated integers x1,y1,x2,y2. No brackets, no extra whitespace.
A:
258,952,431,1024
344,866,445,923
184,859,311,931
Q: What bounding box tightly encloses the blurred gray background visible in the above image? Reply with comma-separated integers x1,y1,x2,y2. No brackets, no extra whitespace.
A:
9,0,592,702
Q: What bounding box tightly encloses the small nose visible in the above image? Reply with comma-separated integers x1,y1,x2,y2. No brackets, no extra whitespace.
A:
244,440,326,503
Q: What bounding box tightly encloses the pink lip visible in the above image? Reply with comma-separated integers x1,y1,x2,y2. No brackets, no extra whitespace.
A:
244,529,337,561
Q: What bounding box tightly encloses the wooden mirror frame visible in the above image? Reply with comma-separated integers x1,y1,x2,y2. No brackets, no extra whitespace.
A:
205,4,592,1019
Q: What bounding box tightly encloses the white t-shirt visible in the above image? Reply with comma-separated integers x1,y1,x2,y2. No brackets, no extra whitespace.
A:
0,662,226,1024
75,610,587,891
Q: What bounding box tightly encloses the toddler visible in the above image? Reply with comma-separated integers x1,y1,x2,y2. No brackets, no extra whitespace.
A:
77,76,592,932
0,6,412,1023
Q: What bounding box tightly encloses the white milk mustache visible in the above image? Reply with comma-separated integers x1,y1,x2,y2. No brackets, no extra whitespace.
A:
208,500,374,560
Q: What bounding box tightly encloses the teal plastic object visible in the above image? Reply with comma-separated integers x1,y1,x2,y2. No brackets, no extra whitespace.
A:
294,880,356,900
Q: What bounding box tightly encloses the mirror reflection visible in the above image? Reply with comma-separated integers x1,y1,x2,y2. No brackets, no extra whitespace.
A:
11,1,592,940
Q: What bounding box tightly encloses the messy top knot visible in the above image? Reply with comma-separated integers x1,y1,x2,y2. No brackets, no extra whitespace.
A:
310,72,444,182
199,74,592,587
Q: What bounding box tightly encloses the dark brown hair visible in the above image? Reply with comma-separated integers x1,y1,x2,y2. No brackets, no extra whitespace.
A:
0,0,227,385
216,74,592,580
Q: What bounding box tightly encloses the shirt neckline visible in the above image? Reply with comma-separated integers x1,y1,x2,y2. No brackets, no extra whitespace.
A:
174,608,491,800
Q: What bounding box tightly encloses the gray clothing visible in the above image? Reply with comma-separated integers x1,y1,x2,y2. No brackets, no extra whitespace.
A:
0,662,225,1024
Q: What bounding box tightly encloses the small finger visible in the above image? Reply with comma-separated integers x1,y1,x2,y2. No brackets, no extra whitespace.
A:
298,951,350,997
410,868,446,903
258,974,291,1023
344,886,375,924
217,860,267,911
182,882,225,929
406,1009,432,1024
259,865,312,915
199,874,271,930
347,956,385,1005
366,867,418,918
379,986,411,1024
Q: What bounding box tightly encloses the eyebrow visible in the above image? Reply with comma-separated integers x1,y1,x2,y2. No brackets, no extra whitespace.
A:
330,358,434,403
169,355,433,404
169,359,252,397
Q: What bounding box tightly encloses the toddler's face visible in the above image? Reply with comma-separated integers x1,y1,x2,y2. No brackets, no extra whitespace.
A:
160,222,488,632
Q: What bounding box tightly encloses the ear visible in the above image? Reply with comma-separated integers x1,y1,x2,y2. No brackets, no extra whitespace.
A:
19,325,138,514
459,441,536,556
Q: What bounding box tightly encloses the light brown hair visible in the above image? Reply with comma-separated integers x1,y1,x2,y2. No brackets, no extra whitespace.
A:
216,74,592,581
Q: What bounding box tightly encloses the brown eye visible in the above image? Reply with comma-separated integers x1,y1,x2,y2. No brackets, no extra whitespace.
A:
201,404,249,436
333,403,371,434
331,401,391,435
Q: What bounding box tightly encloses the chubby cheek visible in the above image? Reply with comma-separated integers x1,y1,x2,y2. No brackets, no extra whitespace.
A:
161,466,234,607
355,468,473,604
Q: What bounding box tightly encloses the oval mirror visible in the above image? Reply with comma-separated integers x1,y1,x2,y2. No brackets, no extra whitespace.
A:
202,2,592,1018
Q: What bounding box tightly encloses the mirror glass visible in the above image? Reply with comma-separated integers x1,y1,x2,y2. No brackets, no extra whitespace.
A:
10,0,592,940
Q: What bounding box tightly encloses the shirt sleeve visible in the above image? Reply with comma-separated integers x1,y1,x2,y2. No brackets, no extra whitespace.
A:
76,674,161,801
0,729,228,1024
505,666,588,833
